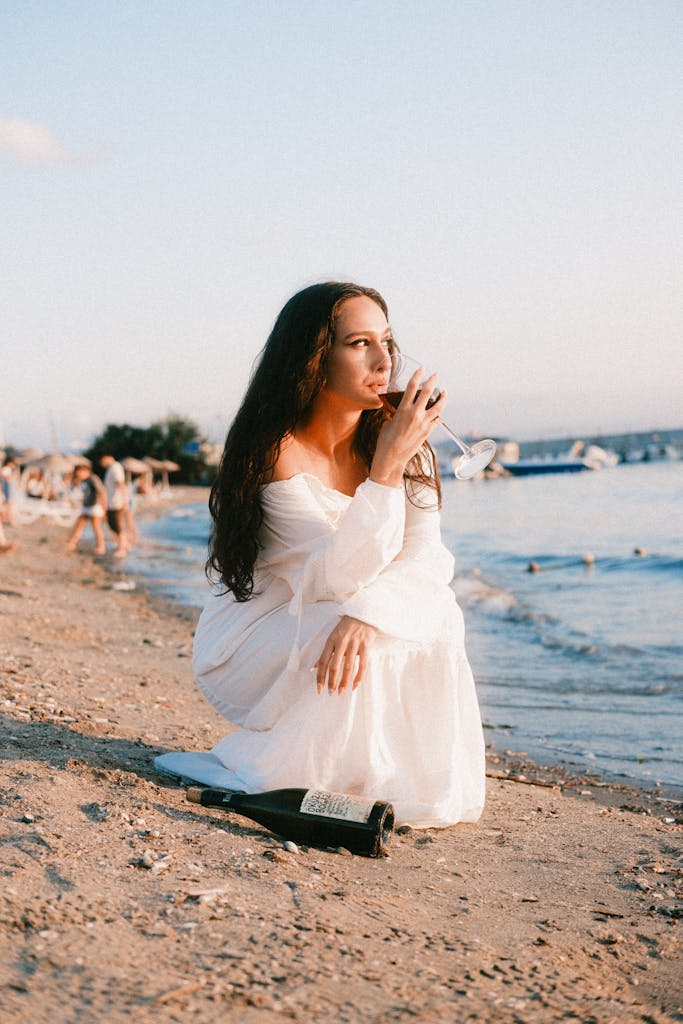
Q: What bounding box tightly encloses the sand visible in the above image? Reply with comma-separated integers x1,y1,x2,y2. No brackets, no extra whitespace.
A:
0,491,681,1023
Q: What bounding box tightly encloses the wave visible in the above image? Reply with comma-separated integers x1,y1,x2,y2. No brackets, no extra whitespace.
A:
481,675,679,698
452,569,682,672
522,740,683,779
491,551,683,575
452,573,519,614
452,572,558,625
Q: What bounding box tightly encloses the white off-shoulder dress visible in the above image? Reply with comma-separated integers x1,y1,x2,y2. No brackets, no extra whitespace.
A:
155,473,485,827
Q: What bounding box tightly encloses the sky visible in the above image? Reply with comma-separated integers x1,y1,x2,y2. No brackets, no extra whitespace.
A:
2,0,682,451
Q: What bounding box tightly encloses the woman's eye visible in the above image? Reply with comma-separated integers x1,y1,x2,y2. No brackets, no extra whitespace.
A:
348,337,393,349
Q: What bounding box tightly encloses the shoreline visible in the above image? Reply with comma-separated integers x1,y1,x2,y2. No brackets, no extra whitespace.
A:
1,494,681,1022
131,490,683,810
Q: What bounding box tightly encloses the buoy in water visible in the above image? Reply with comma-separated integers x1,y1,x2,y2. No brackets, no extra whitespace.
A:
582,552,595,566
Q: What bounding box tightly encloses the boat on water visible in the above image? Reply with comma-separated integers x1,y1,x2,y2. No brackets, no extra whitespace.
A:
500,440,618,477
437,438,620,479
500,456,592,476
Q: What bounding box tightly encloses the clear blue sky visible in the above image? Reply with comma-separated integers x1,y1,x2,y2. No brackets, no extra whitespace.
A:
2,1,681,450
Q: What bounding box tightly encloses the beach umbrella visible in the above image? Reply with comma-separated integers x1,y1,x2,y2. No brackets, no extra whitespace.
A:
15,447,45,466
143,457,179,490
143,456,163,486
121,456,150,474
21,451,74,500
157,459,180,491
121,456,153,487
27,452,75,474
67,454,92,468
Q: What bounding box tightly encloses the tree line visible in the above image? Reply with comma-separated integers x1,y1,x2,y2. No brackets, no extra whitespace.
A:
86,413,216,485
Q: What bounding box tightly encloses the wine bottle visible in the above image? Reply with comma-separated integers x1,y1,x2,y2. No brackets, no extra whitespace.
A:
186,786,394,857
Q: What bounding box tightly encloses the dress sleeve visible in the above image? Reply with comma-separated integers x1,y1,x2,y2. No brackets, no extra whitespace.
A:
259,476,406,607
338,483,462,645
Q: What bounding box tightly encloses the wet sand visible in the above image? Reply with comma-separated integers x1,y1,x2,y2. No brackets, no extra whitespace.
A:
0,492,681,1023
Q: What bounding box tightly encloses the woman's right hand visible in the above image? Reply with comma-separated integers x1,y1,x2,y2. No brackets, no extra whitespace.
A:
370,368,447,488
315,615,378,695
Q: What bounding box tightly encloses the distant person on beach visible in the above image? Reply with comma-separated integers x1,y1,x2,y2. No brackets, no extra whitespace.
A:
1,458,19,526
124,477,139,545
156,281,485,828
100,455,129,558
0,518,14,554
25,468,45,499
0,458,18,553
66,465,107,555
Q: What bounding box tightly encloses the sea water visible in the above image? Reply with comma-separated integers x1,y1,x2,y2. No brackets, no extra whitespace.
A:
127,461,682,790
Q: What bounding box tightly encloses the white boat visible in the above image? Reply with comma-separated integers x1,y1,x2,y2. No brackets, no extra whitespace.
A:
500,440,618,477
583,444,619,469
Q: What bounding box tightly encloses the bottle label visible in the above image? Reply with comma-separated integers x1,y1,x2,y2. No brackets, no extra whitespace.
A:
300,790,374,824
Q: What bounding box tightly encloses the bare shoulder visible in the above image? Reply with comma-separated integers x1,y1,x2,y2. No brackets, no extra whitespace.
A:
266,435,304,483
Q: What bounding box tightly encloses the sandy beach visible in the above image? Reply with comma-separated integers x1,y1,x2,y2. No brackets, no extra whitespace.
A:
1,492,681,1023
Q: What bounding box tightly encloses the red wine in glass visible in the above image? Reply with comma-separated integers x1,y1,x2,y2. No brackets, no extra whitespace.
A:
382,389,440,411
380,354,497,480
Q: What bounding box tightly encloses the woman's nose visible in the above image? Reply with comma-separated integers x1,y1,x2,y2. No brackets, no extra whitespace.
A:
372,342,391,370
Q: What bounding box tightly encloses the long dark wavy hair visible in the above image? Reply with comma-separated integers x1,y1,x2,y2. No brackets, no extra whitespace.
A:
207,282,441,600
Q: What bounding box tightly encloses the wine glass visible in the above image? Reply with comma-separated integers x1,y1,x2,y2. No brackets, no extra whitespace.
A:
379,352,497,480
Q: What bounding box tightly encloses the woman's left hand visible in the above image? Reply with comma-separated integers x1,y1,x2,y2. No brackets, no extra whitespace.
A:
315,615,378,695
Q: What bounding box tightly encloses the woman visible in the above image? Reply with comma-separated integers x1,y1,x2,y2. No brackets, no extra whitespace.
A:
156,282,485,827
66,464,107,555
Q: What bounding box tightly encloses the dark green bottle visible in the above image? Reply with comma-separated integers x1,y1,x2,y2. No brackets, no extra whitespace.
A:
186,786,394,857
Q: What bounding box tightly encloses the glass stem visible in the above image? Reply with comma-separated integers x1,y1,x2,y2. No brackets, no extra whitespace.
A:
437,418,470,457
